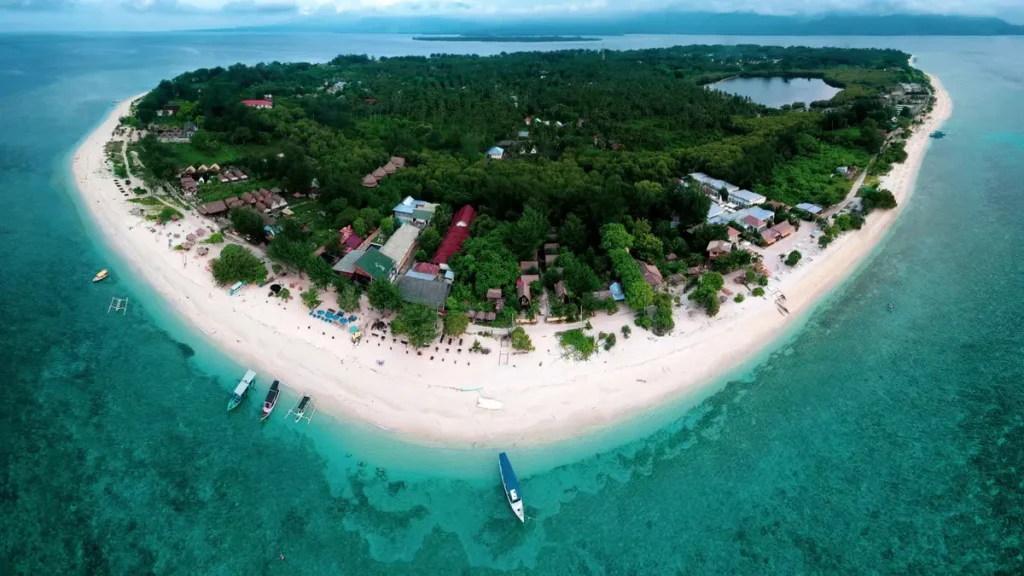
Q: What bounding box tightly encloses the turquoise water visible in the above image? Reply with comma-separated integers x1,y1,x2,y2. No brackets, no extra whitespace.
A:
2,33,1024,573
710,76,842,107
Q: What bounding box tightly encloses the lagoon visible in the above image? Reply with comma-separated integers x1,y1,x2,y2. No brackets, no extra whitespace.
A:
711,76,842,107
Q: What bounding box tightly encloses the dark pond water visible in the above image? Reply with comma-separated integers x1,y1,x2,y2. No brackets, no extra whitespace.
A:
710,76,842,107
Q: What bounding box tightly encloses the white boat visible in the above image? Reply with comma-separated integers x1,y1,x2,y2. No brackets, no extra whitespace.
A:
499,452,525,522
227,369,256,411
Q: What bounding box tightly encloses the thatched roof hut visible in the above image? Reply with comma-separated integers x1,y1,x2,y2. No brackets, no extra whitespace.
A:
383,162,397,174
362,174,378,188
372,167,387,179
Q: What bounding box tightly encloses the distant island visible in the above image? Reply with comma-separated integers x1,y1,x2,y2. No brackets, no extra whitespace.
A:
76,45,950,443
413,35,602,42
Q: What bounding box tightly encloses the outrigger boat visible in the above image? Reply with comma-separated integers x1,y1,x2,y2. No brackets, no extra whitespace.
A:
498,452,525,523
287,395,317,423
262,380,281,421
227,369,257,411
93,269,109,283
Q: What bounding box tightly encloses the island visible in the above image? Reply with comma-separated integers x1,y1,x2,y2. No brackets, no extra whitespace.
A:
76,45,951,445
412,35,602,42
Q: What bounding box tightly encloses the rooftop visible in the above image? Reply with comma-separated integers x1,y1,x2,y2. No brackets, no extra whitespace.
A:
731,189,767,204
354,249,395,280
398,275,450,310
379,224,422,264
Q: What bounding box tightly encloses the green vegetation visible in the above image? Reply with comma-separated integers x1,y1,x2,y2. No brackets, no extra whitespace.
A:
335,278,362,312
752,287,766,297
859,186,898,214
558,329,597,361
203,231,225,244
277,287,291,300
133,186,147,195
367,278,402,312
392,304,439,348
156,206,182,223
443,311,470,337
129,196,163,207
132,46,921,331
210,244,267,286
621,325,631,339
601,332,617,351
413,35,601,42
229,207,264,238
510,327,534,351
785,250,803,266
688,272,724,317
734,293,745,303
300,288,321,310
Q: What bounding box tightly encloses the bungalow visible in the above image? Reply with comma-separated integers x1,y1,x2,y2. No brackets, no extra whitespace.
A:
393,196,438,226
727,227,741,241
543,242,560,254
707,202,727,222
180,176,197,194
740,215,768,232
218,173,231,184
361,174,378,188
372,167,387,180
338,225,363,252
486,287,505,312
609,281,626,302
208,163,221,172
241,99,273,109
383,161,397,175
729,189,767,207
544,253,558,266
390,156,406,168
520,261,539,274
487,146,504,160
794,203,824,216
761,220,796,245
554,281,568,302
197,199,228,216
707,240,732,260
516,276,534,309
636,260,664,287
732,206,774,231
327,81,346,93
668,273,685,285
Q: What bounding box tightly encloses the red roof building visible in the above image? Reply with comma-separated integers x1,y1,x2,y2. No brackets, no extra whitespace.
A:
431,205,477,265
413,262,441,276
241,99,273,109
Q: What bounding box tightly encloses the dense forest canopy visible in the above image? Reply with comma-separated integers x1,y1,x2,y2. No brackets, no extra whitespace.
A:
131,44,924,320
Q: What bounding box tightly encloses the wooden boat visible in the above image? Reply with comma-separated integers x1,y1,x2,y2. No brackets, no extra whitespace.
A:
287,395,317,423
227,369,256,411
262,380,281,421
93,269,109,283
499,452,525,522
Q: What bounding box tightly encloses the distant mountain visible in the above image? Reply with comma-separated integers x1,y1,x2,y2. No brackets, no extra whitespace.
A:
251,12,1024,36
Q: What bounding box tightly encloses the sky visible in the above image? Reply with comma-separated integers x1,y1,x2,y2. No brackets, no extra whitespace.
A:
0,0,1022,32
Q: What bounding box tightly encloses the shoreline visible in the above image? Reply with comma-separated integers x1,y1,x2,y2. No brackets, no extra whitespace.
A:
72,76,952,447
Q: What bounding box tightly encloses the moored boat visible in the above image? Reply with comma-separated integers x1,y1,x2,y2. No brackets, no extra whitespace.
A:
227,369,256,411
930,130,946,139
262,380,281,421
293,396,311,422
498,452,525,522
93,269,109,283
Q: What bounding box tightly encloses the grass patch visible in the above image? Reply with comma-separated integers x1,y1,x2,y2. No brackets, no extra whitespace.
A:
129,196,164,206
558,328,597,361
757,143,871,206
203,231,225,244
169,142,243,168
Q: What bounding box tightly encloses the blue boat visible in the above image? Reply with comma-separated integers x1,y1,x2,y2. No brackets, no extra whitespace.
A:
227,369,256,411
498,452,525,522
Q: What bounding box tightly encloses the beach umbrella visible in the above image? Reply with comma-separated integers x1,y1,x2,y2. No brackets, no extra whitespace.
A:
186,233,197,242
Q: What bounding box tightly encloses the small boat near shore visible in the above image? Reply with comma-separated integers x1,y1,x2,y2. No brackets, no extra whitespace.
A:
930,130,946,139
499,452,525,522
227,369,256,411
93,269,109,283
287,395,317,423
262,380,281,421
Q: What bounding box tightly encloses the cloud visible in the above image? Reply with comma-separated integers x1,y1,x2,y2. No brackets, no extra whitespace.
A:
220,0,298,13
0,0,76,10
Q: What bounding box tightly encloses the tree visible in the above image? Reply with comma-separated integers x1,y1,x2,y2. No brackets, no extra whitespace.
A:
267,236,312,274
379,216,396,238
443,311,469,336
210,244,267,286
600,223,633,252
560,251,601,296
510,327,534,351
392,304,439,348
230,207,265,239
507,206,549,259
785,250,803,266
306,254,335,290
418,227,442,259
558,213,588,255
300,288,321,310
367,278,402,312
335,278,362,312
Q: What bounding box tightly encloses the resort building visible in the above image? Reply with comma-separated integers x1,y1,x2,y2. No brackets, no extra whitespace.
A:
392,196,438,227
637,261,664,287
353,250,396,283
707,240,732,260
729,189,767,207
761,221,796,245
687,172,739,196
241,99,273,109
398,265,452,310
378,223,422,275
487,146,505,160
795,203,824,216
431,205,476,264
333,249,366,277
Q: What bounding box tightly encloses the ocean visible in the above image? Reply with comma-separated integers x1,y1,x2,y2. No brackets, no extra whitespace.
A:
1,32,1023,574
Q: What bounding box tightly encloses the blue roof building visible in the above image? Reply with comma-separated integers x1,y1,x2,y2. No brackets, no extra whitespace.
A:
795,203,824,215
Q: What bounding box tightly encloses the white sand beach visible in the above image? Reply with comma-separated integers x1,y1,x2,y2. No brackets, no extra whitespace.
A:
73,76,951,446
